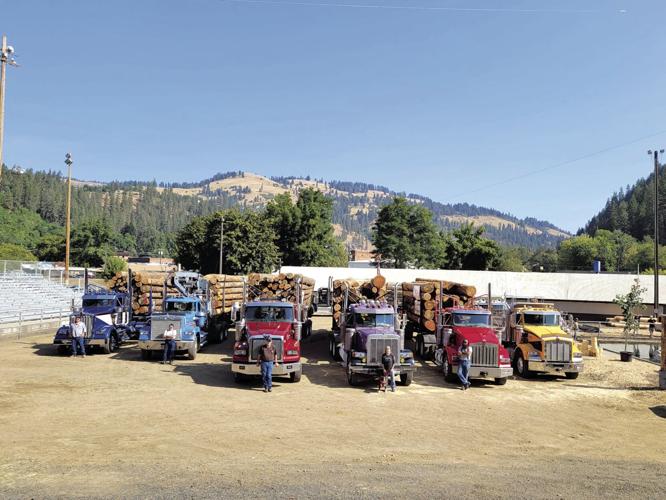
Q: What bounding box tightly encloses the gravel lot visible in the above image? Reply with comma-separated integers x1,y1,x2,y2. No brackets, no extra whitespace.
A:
1,316,665,499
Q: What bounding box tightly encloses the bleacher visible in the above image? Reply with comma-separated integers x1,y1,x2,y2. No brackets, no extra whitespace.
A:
0,272,82,324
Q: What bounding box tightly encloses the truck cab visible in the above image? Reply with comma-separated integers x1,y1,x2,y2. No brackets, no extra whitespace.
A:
434,308,512,385
504,303,583,379
232,300,303,383
53,290,131,355
340,300,415,386
138,296,209,360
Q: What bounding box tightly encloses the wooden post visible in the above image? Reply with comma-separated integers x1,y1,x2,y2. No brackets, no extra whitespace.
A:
64,155,72,285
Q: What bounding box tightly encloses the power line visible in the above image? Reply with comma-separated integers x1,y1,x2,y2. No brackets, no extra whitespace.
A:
225,0,617,14
448,129,666,201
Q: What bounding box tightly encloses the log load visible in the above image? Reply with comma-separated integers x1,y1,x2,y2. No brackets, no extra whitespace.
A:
330,274,397,330
202,274,246,316
246,273,315,308
402,279,477,332
108,271,179,317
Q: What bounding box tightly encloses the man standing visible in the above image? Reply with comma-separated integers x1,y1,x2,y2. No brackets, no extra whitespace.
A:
457,339,473,390
162,323,177,365
70,316,87,358
648,316,656,338
380,345,396,392
258,334,277,392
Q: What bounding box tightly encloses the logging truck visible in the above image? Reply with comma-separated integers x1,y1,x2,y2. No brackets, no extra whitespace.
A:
53,284,136,355
231,274,314,383
330,279,415,387
403,280,512,385
501,301,583,379
138,272,213,361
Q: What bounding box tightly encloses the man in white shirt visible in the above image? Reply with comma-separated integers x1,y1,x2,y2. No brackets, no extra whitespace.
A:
162,324,177,365
71,316,87,358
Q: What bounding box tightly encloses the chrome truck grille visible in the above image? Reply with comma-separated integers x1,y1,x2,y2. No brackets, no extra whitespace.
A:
545,340,571,362
471,343,498,367
366,335,400,366
150,318,182,341
249,337,283,362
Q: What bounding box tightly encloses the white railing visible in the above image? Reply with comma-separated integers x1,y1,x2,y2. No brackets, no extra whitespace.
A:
0,307,72,340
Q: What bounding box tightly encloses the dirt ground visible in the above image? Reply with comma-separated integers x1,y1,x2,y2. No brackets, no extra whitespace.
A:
1,316,665,499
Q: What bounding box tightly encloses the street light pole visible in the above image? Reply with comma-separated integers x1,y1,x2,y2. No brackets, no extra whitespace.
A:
64,153,73,285
218,216,224,275
0,35,18,184
649,149,664,317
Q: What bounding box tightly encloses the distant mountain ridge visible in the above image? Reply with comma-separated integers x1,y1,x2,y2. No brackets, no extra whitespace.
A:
97,171,569,249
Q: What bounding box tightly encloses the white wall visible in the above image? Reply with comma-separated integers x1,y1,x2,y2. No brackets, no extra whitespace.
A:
280,266,664,307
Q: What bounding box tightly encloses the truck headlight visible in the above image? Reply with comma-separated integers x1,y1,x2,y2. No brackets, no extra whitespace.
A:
500,356,511,364
287,350,298,356
528,352,541,360
234,349,247,356
352,351,365,358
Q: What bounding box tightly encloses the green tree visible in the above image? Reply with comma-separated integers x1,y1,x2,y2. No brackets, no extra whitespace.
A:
445,223,500,270
102,256,128,279
372,197,444,268
494,247,525,272
71,219,117,267
558,235,598,271
613,278,646,352
265,193,300,266
175,210,280,275
0,243,37,261
35,233,66,262
526,248,559,272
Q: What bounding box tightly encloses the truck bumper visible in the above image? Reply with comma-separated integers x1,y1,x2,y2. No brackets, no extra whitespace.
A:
232,362,302,376
138,340,194,352
453,365,513,379
86,338,108,347
528,360,583,374
349,365,415,376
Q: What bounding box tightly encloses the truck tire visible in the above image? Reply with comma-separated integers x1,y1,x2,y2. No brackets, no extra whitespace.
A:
290,368,302,383
103,332,119,354
494,377,508,385
443,356,456,383
399,371,413,386
515,352,532,378
188,336,199,360
208,323,221,344
416,337,425,359
141,349,152,361
565,372,579,380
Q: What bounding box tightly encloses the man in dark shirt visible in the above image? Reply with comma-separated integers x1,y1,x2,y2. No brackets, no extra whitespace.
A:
258,335,277,392
381,346,396,392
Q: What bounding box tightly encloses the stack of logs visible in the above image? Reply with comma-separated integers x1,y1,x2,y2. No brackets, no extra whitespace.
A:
402,279,477,332
331,274,394,329
108,271,179,317
203,274,245,317
247,273,315,306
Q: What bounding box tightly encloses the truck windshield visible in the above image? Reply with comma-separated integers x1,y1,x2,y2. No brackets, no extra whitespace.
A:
453,313,491,327
246,306,293,322
523,312,560,326
165,302,195,313
354,313,394,328
83,298,115,308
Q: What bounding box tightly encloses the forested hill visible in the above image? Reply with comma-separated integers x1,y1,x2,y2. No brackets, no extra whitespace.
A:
0,167,568,257
582,164,666,242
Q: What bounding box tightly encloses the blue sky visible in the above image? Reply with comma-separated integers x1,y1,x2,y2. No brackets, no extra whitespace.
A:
3,0,665,232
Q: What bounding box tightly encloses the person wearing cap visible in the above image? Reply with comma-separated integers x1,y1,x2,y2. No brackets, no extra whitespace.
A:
457,339,473,390
258,335,277,392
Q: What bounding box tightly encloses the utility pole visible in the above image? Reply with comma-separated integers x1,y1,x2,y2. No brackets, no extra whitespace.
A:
649,149,664,317
218,216,224,274
649,149,666,390
64,153,73,285
0,35,18,183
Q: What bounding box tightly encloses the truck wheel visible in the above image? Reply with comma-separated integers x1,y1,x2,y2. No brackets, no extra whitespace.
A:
103,333,118,354
494,377,508,385
515,352,532,378
208,323,221,344
443,357,456,383
141,349,152,361
416,337,425,359
188,337,199,360
399,371,413,386
233,372,245,384
565,372,579,380
290,368,302,383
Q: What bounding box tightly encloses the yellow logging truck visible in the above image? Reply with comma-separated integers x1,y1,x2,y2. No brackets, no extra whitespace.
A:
502,301,583,379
